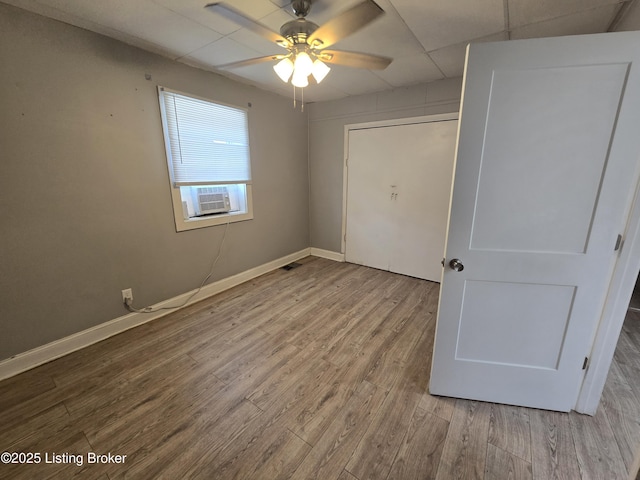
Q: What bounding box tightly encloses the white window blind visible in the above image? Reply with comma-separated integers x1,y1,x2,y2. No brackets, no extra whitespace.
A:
159,88,251,187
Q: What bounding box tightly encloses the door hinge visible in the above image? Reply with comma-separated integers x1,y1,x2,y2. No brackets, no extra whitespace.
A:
582,357,589,370
614,234,623,251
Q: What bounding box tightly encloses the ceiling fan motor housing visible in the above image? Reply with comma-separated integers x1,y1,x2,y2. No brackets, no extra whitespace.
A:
280,18,319,45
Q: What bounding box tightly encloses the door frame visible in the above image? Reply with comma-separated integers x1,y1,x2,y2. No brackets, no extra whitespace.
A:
341,112,459,256
576,168,640,413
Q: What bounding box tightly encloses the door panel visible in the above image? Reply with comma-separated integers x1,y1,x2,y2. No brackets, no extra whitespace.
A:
456,281,575,369
470,64,628,254
430,32,640,412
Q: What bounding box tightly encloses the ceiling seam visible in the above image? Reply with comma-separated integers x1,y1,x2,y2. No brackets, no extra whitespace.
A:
370,71,398,90
504,0,511,40
608,0,638,31
173,3,291,61
425,52,447,79
509,2,626,34
381,0,432,56
425,31,507,56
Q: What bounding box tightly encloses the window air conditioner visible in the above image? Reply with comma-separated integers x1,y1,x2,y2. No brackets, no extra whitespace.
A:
191,186,231,216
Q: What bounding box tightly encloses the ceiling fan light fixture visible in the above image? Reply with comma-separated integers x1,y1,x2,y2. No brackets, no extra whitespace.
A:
311,59,330,83
291,69,309,88
293,51,313,78
273,57,294,82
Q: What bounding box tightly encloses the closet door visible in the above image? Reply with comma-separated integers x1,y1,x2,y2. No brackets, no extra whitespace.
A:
345,119,457,281
345,126,395,273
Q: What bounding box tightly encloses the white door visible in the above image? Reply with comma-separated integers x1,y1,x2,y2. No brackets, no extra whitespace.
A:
345,118,457,281
430,32,640,412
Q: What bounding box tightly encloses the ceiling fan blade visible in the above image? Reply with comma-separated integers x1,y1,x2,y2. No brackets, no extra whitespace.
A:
307,0,384,49
319,50,392,70
204,3,291,48
216,54,287,69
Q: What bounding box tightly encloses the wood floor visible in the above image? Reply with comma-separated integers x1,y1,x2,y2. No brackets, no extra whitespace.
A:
1,256,639,480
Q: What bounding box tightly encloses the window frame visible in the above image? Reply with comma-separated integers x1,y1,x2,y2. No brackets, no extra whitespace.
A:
157,86,254,232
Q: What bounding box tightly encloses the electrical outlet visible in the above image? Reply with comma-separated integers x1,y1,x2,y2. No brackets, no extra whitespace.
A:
121,288,133,304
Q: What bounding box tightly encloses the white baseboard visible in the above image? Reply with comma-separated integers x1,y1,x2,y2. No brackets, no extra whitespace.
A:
0,248,311,381
310,247,345,262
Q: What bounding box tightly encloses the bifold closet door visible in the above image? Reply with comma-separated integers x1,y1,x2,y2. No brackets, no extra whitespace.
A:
345,120,457,281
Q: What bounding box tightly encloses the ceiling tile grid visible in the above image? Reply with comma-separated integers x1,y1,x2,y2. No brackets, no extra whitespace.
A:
427,32,509,78
392,0,506,52
507,0,623,28
1,0,639,101
372,53,444,87
617,0,640,29
510,3,622,40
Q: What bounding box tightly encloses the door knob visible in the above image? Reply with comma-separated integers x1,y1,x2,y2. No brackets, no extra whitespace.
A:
449,258,464,272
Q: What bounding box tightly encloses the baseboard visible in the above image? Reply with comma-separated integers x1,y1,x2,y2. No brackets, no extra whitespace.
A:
310,247,345,262
0,248,311,381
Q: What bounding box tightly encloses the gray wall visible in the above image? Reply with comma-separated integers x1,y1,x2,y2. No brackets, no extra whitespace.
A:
0,4,309,360
307,78,463,252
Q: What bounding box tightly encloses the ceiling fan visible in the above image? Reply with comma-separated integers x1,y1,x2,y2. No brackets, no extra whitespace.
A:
204,0,393,88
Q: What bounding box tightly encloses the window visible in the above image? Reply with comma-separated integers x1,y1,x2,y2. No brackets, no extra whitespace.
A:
158,87,253,231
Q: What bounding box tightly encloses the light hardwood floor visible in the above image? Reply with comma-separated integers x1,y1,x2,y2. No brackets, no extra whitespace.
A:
0,256,639,479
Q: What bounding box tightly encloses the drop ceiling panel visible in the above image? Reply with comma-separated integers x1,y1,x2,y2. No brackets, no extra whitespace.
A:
613,0,640,31
428,32,508,78
325,0,417,58
219,62,292,93
508,0,623,28
392,0,505,52
296,81,348,102
152,0,240,35
511,4,620,40
186,36,264,66
303,0,365,25
323,66,392,95
226,8,295,55
269,0,292,8
330,5,423,58
42,0,222,57
373,54,444,87
256,7,296,31
202,0,280,22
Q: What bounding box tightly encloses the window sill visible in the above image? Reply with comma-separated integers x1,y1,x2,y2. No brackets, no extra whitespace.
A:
169,184,253,232
174,210,253,232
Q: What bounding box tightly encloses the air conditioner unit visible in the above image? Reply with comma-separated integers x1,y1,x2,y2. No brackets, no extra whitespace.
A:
191,186,231,216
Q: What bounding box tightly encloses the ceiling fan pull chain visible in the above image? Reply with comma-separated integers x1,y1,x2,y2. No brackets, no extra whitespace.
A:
293,84,296,109
302,86,304,112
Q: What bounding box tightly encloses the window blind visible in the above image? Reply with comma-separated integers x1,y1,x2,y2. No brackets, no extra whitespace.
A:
159,88,251,186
